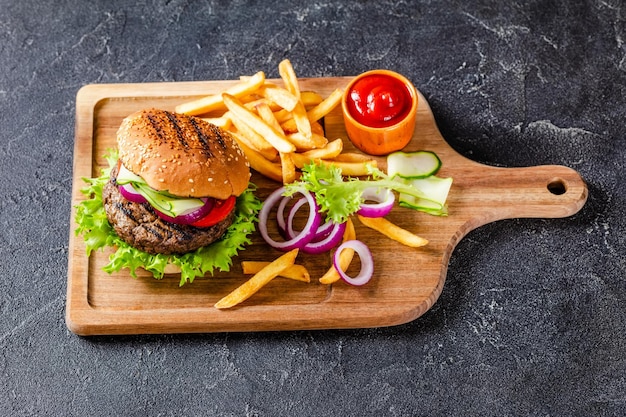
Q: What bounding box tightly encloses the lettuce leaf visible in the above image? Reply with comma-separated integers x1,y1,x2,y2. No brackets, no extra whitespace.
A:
74,150,261,286
282,162,431,224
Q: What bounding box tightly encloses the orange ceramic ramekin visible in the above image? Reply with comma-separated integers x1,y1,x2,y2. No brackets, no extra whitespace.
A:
342,69,418,156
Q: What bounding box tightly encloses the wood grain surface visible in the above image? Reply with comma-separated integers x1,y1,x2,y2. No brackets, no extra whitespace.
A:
66,77,588,335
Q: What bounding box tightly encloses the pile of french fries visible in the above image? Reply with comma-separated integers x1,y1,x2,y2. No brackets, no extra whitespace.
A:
175,59,376,184
174,60,429,309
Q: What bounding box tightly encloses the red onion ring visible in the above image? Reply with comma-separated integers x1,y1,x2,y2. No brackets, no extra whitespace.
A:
154,198,215,225
301,221,346,254
284,197,331,239
275,196,292,235
308,220,335,243
284,197,308,237
357,187,395,218
118,183,147,204
333,240,374,286
259,187,322,251
277,195,334,244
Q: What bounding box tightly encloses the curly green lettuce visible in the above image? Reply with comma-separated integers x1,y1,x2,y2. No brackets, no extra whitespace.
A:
283,162,434,224
74,150,262,286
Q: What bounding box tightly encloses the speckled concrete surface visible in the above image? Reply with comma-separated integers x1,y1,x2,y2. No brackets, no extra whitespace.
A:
1,1,624,415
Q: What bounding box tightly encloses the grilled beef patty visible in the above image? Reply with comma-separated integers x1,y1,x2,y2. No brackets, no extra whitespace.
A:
102,166,235,255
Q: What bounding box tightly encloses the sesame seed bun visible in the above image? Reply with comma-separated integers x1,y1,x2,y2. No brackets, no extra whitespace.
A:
116,109,250,200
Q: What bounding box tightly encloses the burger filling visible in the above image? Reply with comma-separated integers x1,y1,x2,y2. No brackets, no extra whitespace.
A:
102,161,237,255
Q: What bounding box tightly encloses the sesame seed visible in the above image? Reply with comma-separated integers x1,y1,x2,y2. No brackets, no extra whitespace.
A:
189,178,194,183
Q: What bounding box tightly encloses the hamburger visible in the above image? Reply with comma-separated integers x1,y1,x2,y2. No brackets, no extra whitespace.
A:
75,108,261,284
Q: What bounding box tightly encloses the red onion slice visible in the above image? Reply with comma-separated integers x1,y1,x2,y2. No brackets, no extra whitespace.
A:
357,187,395,218
333,240,374,286
284,197,332,240
308,220,335,243
154,198,215,225
275,196,292,235
283,197,339,248
118,183,147,204
301,221,346,254
284,197,308,238
259,187,321,251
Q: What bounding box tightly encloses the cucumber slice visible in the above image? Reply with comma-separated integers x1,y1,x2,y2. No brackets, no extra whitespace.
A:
397,176,452,216
387,150,442,179
117,163,205,217
134,183,205,218
116,164,145,185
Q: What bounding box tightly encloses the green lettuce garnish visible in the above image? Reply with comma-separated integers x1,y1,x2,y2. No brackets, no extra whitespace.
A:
74,150,261,286
282,162,433,224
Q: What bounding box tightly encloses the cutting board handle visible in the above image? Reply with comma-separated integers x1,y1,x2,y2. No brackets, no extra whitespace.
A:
460,162,588,224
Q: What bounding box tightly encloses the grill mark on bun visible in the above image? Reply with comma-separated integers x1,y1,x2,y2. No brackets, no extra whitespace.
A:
145,113,168,143
164,111,190,150
209,123,228,150
189,117,213,156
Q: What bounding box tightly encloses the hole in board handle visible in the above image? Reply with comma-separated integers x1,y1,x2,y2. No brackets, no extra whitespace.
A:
547,178,567,195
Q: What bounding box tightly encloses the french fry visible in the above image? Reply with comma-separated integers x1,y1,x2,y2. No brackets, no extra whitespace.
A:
330,152,376,163
200,115,233,130
255,102,283,132
229,114,278,161
301,138,343,160
175,71,266,116
259,84,300,112
311,121,325,136
223,93,296,153
272,108,293,124
280,88,343,132
280,151,297,184
319,218,356,284
357,215,428,248
230,132,283,182
286,132,328,151
244,97,282,112
290,154,376,176
300,91,324,107
292,101,312,139
327,160,377,176
289,152,318,169
271,93,323,123
279,59,301,98
241,261,310,283
214,249,299,309
306,88,344,122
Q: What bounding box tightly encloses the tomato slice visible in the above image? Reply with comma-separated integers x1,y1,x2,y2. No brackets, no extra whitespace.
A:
190,196,236,228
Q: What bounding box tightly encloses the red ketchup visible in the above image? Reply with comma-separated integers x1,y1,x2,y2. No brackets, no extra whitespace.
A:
346,73,413,128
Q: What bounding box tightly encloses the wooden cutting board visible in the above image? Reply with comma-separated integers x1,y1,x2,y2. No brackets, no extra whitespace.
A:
66,77,587,335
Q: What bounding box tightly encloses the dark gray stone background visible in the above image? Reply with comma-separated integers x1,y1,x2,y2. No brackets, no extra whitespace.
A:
1,0,624,416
